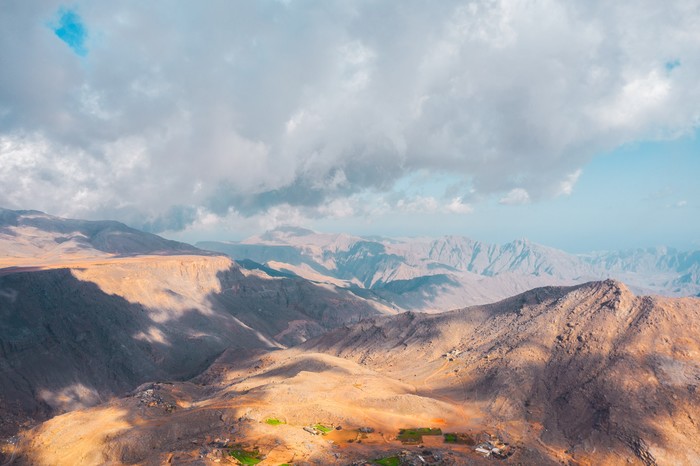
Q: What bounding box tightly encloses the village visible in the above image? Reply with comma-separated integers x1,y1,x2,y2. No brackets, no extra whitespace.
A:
189,416,516,465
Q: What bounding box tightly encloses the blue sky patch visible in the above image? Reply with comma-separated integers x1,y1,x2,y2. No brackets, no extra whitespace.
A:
665,59,681,72
52,8,88,56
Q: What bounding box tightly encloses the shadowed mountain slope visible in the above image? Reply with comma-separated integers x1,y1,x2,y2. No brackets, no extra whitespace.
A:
305,280,700,465
0,211,392,439
0,256,388,437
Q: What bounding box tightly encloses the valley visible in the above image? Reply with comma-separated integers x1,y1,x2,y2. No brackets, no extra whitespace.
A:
6,279,699,465
199,227,700,312
1,210,699,465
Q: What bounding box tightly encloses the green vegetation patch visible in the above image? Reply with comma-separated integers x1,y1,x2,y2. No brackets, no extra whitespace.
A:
313,423,333,434
229,446,262,465
373,456,400,466
265,417,285,425
397,427,443,444
443,432,476,445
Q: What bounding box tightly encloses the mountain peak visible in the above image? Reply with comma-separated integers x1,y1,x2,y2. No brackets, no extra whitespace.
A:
0,208,207,258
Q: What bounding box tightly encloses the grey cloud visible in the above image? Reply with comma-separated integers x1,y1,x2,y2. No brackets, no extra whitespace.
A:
1,0,700,231
139,205,199,233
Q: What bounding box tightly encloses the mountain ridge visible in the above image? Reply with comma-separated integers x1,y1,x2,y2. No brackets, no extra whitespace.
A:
198,228,700,311
0,207,213,264
0,210,392,438
12,280,699,465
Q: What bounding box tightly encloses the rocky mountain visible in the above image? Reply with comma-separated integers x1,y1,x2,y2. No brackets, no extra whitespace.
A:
12,281,699,465
3,212,699,464
0,211,391,438
581,247,700,294
199,228,700,311
303,279,700,465
0,208,206,261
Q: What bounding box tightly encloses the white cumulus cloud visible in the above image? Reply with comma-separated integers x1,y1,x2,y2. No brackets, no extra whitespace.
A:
1,1,699,232
499,188,531,205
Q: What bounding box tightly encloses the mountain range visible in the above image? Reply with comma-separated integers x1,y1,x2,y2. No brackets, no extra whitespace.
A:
199,227,700,312
1,209,699,465
14,280,700,465
0,209,390,438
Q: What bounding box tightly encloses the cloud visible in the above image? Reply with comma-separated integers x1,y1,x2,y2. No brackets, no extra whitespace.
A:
499,188,531,205
445,197,473,214
140,205,199,233
1,1,700,232
395,195,471,215
555,169,582,197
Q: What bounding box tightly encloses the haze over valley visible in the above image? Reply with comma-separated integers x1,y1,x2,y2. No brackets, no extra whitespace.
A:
200,227,700,312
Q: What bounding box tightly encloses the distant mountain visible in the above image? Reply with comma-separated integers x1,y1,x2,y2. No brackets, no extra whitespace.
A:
0,207,206,261
581,247,700,293
199,228,700,311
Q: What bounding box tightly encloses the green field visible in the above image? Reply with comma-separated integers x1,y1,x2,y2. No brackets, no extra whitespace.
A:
373,456,400,466
443,432,476,445
229,447,262,465
397,427,443,444
265,417,285,425
313,423,334,433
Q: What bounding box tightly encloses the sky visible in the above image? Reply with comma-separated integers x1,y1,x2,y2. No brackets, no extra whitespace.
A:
0,1,698,252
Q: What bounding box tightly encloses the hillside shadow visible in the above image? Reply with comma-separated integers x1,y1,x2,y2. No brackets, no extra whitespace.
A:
0,261,386,439
209,266,383,339
415,349,698,465
0,268,232,433
372,274,462,311
409,312,698,463
298,283,700,464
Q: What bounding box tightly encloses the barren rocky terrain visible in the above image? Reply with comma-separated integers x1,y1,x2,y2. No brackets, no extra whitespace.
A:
2,210,699,465
0,210,390,440
5,280,699,465
308,280,700,464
